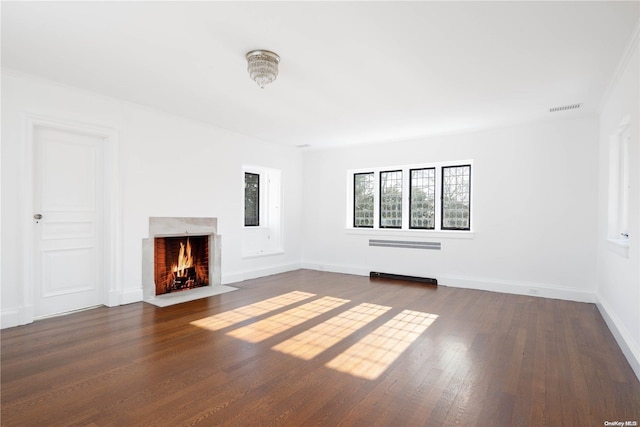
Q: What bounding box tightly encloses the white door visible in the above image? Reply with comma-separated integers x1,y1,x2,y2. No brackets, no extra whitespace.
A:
33,127,104,318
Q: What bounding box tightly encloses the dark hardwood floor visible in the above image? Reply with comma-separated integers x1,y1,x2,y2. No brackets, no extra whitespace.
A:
2,270,639,426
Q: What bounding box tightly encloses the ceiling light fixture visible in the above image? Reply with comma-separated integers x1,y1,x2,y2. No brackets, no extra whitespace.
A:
246,50,280,89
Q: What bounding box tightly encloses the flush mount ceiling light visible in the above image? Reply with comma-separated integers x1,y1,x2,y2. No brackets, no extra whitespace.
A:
246,50,280,89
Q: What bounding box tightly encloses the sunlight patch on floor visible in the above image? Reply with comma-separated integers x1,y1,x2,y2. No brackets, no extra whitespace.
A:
325,310,439,380
272,303,392,360
191,290,439,381
226,296,350,343
190,291,315,331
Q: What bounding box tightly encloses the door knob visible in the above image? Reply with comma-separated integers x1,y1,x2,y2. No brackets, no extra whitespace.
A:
34,214,43,220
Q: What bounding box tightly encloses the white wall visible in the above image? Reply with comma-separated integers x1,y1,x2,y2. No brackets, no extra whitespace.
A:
301,116,599,302
596,29,640,379
1,70,303,328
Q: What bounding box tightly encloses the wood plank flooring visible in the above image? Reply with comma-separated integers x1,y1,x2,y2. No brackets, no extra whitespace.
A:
2,270,639,426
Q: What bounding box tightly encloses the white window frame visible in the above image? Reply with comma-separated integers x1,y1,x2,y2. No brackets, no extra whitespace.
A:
607,116,631,256
346,160,474,239
242,165,283,257
244,171,261,227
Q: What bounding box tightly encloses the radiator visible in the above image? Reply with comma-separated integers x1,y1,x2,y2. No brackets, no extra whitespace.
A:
368,239,441,250
370,272,438,285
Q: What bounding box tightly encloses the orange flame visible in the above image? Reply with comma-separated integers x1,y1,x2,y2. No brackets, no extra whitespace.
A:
172,237,194,277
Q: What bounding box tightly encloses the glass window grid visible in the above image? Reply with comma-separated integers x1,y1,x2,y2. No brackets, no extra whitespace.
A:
354,172,375,228
409,168,436,230
348,162,472,233
441,165,471,231
379,170,403,228
244,172,260,226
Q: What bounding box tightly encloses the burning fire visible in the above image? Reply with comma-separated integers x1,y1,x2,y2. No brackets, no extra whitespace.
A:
172,238,194,277
155,235,208,295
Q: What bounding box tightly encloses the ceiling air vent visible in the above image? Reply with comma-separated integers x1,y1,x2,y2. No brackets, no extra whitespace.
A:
549,103,582,113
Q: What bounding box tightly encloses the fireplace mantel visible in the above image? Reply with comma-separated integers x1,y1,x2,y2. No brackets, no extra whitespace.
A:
142,217,236,307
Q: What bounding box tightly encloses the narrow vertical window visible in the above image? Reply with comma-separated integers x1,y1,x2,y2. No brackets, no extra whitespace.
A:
410,168,436,229
609,120,631,243
244,172,260,226
380,170,403,228
441,165,471,230
618,127,630,238
354,173,374,227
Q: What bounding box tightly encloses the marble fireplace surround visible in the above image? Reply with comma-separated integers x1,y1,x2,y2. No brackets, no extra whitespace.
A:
142,217,236,307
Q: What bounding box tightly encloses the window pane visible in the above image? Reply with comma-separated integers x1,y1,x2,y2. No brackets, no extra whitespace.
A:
354,173,374,227
380,170,403,228
410,168,435,229
244,172,260,226
442,165,471,230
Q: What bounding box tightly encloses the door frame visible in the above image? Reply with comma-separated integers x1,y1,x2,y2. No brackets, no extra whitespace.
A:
21,115,121,324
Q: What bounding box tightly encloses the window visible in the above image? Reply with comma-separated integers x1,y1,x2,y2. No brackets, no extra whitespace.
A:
608,117,630,248
380,170,403,228
242,166,283,257
618,128,630,237
354,173,374,227
244,172,260,226
410,168,435,229
348,161,472,233
441,165,471,230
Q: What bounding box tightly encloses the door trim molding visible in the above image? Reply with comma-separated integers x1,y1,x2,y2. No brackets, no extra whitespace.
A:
22,114,121,324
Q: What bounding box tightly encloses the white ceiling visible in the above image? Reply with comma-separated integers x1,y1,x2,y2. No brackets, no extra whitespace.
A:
2,1,639,148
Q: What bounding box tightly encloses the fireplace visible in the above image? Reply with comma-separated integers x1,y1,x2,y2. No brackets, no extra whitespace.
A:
142,217,235,307
154,235,210,295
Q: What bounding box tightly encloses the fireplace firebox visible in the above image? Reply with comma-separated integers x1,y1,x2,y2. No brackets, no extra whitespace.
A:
143,217,232,307
154,235,209,295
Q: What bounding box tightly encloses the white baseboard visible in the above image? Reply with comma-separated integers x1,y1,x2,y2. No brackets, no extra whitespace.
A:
119,288,144,305
106,290,121,307
596,294,640,382
1,304,35,328
1,308,21,329
223,263,302,285
439,275,595,303
301,263,595,303
300,262,368,277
